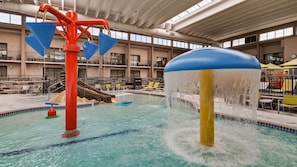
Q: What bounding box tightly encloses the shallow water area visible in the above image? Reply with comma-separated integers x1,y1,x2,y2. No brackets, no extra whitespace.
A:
0,94,296,167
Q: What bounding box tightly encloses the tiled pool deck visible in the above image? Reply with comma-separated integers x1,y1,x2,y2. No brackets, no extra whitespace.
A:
1,92,297,134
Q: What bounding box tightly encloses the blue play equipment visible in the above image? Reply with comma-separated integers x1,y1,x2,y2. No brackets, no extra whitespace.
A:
164,47,260,72
82,41,99,60
45,102,59,107
99,32,118,56
25,34,46,56
25,23,118,61
25,22,56,49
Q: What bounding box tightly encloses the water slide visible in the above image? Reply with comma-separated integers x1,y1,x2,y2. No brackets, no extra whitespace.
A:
77,80,115,103
49,80,115,104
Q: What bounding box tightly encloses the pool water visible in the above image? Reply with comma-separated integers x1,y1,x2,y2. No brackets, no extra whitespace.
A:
0,94,296,167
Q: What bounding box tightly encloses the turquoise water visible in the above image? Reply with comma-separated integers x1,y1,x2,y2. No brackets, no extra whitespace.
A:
0,94,296,167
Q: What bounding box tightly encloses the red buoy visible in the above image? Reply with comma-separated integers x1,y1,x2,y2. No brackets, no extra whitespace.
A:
48,108,57,117
45,102,59,119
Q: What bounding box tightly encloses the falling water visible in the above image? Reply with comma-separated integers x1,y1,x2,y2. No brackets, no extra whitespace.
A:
164,68,262,166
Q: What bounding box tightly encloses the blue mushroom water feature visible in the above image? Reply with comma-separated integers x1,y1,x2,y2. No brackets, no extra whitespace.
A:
164,47,261,147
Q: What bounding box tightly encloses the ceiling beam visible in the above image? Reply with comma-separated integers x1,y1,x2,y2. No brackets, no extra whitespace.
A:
172,0,245,31
84,0,89,15
61,0,64,10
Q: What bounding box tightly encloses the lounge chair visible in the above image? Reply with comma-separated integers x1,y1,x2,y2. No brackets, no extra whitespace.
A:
115,83,121,90
105,83,111,91
143,82,154,90
145,82,161,91
280,94,297,111
153,82,159,89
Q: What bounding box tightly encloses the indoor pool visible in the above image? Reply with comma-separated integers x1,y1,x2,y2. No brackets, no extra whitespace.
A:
0,94,296,167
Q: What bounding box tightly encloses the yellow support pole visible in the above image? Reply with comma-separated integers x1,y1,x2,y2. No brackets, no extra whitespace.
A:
200,70,214,147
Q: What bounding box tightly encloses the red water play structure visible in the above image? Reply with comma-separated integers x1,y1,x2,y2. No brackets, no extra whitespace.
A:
25,4,117,138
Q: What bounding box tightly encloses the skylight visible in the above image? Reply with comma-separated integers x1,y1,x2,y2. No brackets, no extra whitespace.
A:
169,0,216,22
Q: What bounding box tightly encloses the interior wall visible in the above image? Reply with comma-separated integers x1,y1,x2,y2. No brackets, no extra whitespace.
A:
283,36,297,62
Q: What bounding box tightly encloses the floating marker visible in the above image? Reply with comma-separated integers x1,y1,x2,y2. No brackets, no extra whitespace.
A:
99,32,117,56
25,34,45,56
82,41,99,60
25,22,56,49
115,101,132,106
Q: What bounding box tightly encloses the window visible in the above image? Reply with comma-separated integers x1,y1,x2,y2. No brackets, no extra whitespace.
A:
130,33,151,43
102,29,128,40
131,70,140,79
245,35,256,43
232,38,245,46
111,70,125,78
45,68,63,81
173,40,188,49
130,54,140,66
89,27,100,36
155,57,167,67
153,37,171,46
0,66,7,78
284,27,293,36
190,43,203,49
267,31,275,40
0,43,8,60
25,16,43,23
0,12,9,23
157,70,164,78
46,48,65,62
0,12,21,25
78,68,86,79
110,53,126,65
168,0,216,22
275,29,284,38
260,27,293,41
263,53,283,65
222,41,231,48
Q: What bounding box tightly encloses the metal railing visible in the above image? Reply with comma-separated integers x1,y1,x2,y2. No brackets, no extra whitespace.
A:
259,75,297,96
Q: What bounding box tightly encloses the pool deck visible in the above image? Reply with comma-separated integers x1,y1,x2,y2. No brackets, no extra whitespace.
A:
1,91,297,131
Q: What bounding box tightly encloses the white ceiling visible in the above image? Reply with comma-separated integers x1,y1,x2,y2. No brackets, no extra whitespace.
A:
2,0,297,45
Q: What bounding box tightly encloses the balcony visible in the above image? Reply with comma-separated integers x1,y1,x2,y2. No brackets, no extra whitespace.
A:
103,59,127,66
0,51,21,62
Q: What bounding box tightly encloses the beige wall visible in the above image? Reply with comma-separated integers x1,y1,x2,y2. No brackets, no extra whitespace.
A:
7,64,21,77
103,44,127,61
261,42,282,54
153,49,169,63
242,48,257,56
86,66,99,78
26,64,43,77
130,46,149,63
0,31,22,60
140,69,149,78
283,36,297,62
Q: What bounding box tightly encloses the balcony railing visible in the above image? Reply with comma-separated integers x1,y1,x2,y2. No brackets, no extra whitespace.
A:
0,51,21,61
103,59,127,65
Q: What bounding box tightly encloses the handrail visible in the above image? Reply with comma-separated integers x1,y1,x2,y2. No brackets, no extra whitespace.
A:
47,80,65,100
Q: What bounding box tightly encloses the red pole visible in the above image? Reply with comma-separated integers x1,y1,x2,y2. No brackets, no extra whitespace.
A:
62,10,80,138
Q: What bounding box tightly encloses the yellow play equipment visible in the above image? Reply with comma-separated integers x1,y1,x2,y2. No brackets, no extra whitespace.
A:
199,70,214,147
